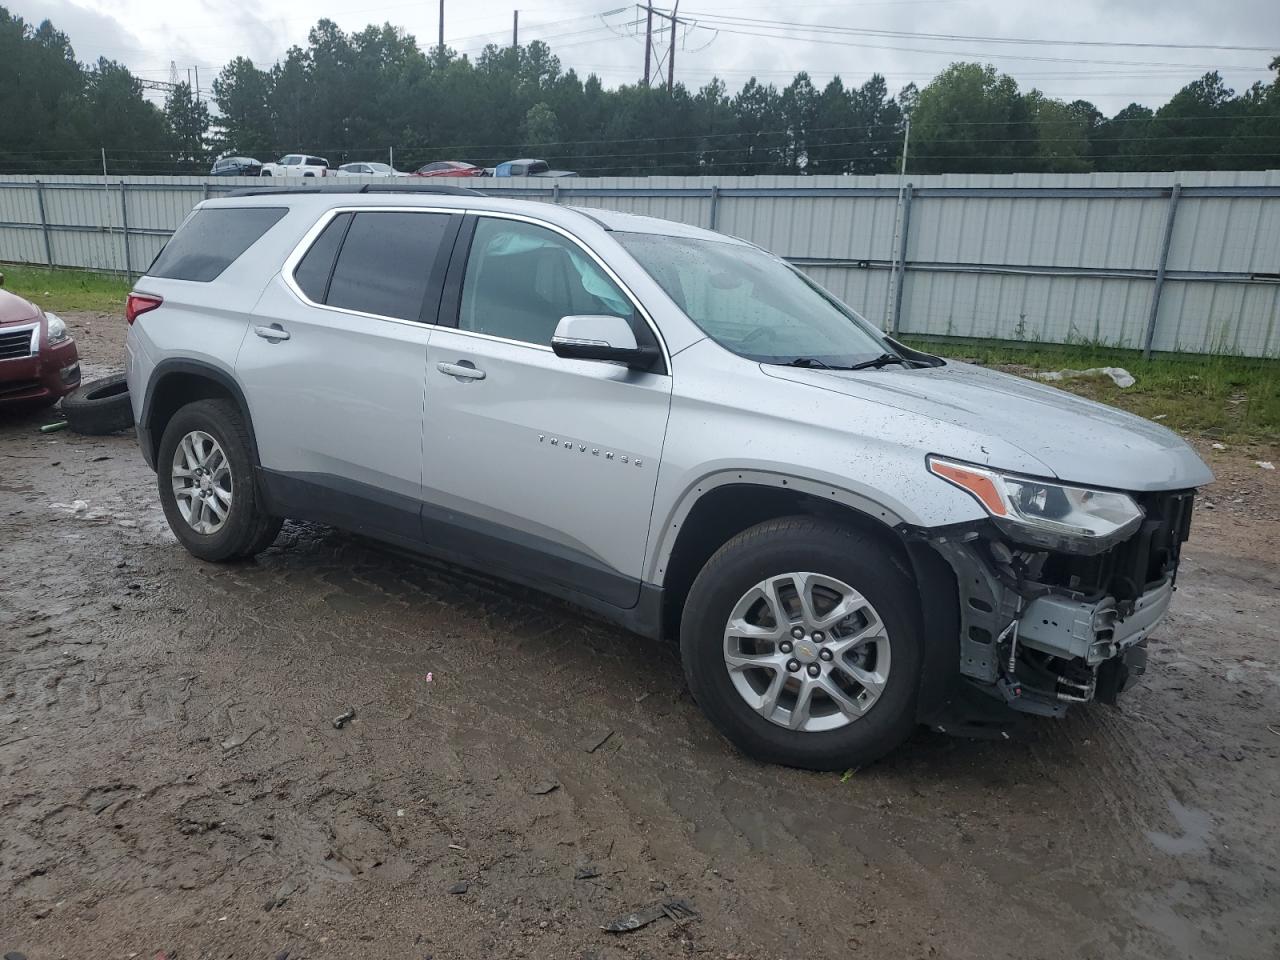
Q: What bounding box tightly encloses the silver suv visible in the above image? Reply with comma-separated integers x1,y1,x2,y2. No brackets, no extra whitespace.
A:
125,186,1212,769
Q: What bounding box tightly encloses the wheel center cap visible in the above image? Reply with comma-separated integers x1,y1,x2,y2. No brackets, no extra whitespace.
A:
794,640,820,664
199,476,212,493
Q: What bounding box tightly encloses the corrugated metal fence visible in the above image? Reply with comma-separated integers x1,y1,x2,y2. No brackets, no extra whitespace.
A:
2,170,1278,357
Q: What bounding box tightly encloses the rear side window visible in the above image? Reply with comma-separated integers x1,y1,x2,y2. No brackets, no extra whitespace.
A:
148,207,287,282
306,157,327,167
297,211,456,322
293,213,352,302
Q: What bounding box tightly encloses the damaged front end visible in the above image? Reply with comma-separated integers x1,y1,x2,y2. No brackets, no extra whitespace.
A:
918,459,1196,731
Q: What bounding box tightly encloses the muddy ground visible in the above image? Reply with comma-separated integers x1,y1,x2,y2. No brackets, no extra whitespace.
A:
1,313,1277,960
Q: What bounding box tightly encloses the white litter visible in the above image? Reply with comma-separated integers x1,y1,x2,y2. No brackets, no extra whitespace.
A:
1036,367,1136,389
1212,443,1227,450
1256,461,1275,471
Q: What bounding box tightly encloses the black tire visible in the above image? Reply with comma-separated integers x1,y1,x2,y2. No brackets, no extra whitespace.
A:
156,398,282,562
680,517,923,771
60,374,134,435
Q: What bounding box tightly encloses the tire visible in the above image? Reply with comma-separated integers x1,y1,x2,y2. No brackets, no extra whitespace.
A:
60,373,134,435
156,398,282,562
680,517,923,771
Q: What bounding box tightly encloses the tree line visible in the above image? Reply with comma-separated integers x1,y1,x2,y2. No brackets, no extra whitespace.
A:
2,6,1277,177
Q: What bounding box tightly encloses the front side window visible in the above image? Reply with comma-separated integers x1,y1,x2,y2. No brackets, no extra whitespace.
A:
282,156,301,165
615,231,892,367
295,211,454,322
458,218,632,346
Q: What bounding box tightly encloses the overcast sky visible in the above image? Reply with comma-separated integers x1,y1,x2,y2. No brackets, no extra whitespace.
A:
13,0,1280,117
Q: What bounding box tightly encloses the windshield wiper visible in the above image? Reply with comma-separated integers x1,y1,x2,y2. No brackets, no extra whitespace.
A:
783,357,835,370
846,353,912,371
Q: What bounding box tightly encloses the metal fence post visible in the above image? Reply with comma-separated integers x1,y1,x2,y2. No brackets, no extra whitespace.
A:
708,185,720,231
35,180,54,267
1142,182,1182,359
118,181,132,278
891,183,914,337
203,182,211,201
553,181,561,204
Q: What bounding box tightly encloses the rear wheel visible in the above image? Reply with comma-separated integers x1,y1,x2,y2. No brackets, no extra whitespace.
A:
680,517,922,770
157,399,281,562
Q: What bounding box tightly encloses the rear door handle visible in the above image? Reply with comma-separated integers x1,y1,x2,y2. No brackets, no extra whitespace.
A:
254,324,290,342
437,360,486,381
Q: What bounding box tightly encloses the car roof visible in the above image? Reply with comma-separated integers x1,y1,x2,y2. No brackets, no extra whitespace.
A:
202,191,744,245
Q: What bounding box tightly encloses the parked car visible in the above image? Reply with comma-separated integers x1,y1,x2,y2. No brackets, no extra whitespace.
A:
125,190,1212,770
260,154,330,177
335,162,405,178
412,161,486,178
210,156,262,177
0,271,80,408
494,158,577,178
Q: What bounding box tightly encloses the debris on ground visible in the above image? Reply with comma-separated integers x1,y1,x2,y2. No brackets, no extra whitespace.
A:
574,864,601,880
1036,366,1135,388
1213,443,1227,450
221,726,263,752
1256,461,1275,471
331,707,356,729
263,878,300,912
447,882,469,895
578,729,614,753
527,779,560,795
39,421,68,433
603,898,699,933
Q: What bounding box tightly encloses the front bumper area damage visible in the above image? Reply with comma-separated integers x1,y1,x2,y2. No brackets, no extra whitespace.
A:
921,487,1193,728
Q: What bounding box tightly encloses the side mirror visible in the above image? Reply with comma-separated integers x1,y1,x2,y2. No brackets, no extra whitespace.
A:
551,315,657,369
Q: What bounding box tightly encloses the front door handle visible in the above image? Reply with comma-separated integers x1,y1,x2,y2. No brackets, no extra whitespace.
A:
437,360,486,381
254,324,290,342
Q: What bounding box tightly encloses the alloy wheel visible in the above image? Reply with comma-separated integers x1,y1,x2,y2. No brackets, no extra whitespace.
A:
171,430,233,534
722,572,891,732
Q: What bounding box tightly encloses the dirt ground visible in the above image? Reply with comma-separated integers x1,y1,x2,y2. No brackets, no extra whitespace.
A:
1,313,1277,960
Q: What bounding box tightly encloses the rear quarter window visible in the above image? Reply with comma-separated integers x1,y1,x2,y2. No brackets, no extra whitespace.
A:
148,207,287,282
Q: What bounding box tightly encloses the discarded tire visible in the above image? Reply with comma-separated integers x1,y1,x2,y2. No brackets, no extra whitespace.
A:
60,373,134,435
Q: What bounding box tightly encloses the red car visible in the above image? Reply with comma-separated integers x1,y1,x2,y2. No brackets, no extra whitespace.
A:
412,161,486,178
0,273,80,408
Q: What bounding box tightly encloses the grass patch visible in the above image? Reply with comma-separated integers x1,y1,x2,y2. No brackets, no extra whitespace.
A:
0,264,130,314
907,336,1280,444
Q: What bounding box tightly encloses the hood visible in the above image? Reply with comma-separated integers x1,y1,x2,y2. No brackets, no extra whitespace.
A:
762,360,1213,492
0,288,40,326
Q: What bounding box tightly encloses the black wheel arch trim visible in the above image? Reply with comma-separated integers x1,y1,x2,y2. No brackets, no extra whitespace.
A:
138,358,259,471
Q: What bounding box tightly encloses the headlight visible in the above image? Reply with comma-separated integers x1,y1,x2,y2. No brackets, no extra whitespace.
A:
928,456,1143,554
45,311,69,344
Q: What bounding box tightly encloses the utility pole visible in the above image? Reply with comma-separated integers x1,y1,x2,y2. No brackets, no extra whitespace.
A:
193,65,201,103
640,4,682,91
642,3,653,85
884,116,912,332
667,0,679,93
438,0,444,52
513,9,519,46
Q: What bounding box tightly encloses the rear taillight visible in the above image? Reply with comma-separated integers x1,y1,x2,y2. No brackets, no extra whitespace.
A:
126,292,163,325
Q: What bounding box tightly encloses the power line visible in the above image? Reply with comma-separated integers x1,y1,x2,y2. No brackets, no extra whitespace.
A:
679,20,1268,70
677,11,1280,53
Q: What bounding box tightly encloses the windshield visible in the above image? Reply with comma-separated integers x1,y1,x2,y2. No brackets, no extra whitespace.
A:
615,231,894,366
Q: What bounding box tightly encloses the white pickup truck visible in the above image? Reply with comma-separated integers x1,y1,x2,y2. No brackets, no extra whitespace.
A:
259,154,330,177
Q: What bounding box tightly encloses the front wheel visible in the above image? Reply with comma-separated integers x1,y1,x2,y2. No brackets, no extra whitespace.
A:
680,517,922,770
157,399,282,562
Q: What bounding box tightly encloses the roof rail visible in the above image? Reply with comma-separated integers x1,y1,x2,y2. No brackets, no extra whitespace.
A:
224,183,485,199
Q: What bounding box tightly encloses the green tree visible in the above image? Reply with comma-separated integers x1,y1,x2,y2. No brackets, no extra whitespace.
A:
212,57,274,158
521,102,560,150
165,82,209,170
909,62,1035,174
